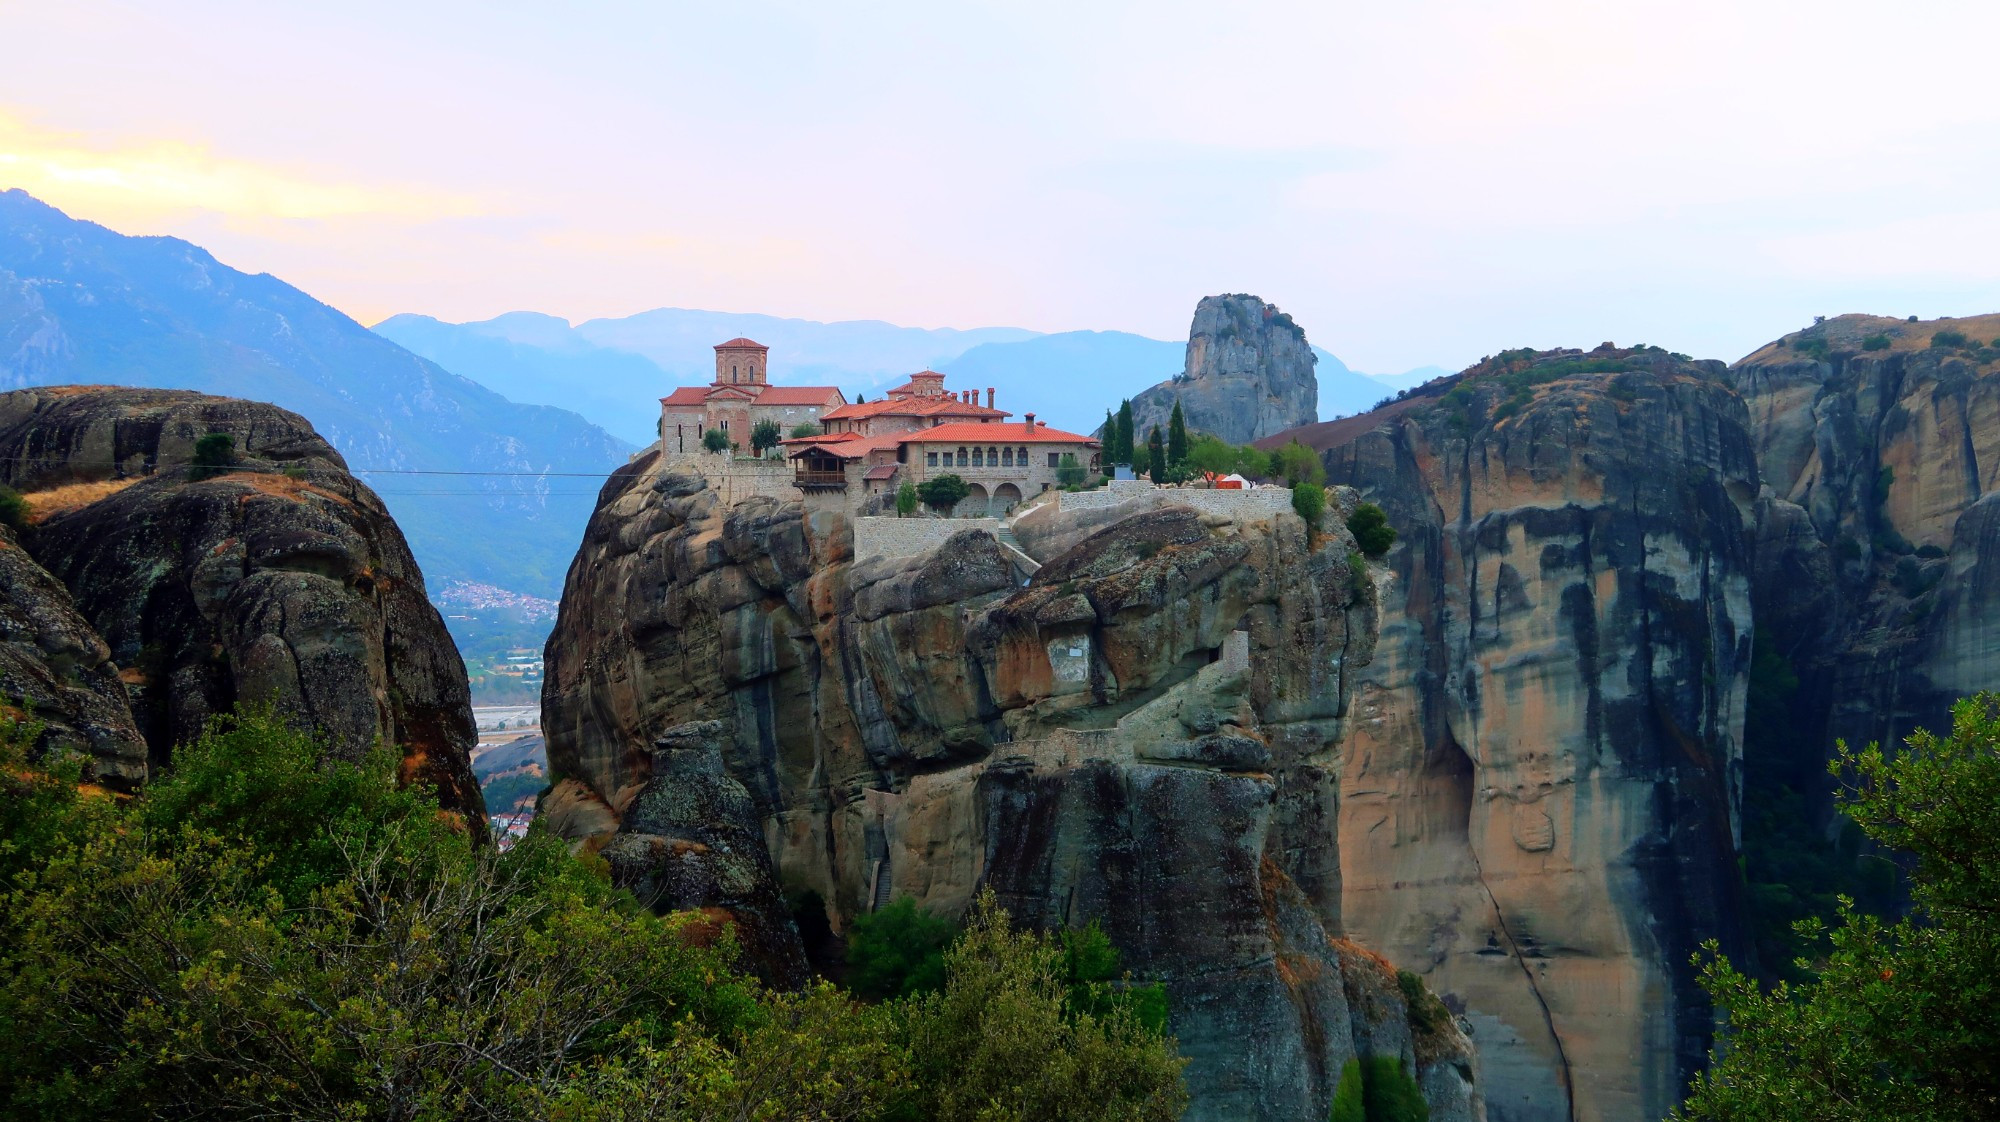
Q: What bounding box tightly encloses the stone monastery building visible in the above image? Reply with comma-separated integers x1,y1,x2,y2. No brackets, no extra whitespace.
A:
659,339,1100,516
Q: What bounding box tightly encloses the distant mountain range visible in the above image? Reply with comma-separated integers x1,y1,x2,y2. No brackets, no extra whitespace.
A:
375,309,1434,441
0,189,631,600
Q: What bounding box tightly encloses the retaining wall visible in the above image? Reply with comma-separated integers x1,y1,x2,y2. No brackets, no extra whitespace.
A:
853,516,1001,562
1057,480,1295,520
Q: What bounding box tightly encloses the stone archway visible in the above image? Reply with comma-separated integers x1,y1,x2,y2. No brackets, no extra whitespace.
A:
992,482,1023,516
956,482,990,518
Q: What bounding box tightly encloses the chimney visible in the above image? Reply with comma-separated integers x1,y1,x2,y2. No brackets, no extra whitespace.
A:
964,389,974,404
1025,412,1036,434
986,387,995,409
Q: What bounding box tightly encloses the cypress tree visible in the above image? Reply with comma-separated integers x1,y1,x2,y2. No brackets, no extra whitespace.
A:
1116,400,1135,465
1167,400,1189,466
1147,425,1167,483
1103,408,1117,451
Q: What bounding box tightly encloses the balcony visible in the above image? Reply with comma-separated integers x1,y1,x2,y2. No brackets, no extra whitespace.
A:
793,468,849,490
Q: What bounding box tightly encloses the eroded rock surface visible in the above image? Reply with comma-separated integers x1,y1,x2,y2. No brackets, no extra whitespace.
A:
0,387,482,822
543,451,1481,1121
1125,293,1319,446
1305,346,1756,1122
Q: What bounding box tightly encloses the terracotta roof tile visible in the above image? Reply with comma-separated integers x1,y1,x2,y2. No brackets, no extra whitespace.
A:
714,337,768,350
899,421,1098,445
752,385,844,405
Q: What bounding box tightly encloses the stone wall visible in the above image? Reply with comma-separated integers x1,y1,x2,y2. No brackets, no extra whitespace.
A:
1058,480,1295,521
655,452,801,505
853,515,1002,562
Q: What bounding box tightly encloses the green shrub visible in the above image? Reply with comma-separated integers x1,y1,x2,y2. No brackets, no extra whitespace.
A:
702,428,730,453
896,481,919,517
1330,1058,1366,1122
790,422,819,439
1347,503,1397,556
0,485,26,532
846,895,958,1001
1862,334,1891,351
1931,329,1968,349
1292,480,1326,531
1270,439,1325,488
1361,1056,1430,1122
916,474,969,514
1348,551,1370,599
189,432,234,480
1056,453,1087,488
750,419,784,456
1916,543,1947,559
1398,969,1450,1041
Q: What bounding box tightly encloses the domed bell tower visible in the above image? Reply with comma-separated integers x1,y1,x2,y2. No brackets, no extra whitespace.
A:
713,338,769,386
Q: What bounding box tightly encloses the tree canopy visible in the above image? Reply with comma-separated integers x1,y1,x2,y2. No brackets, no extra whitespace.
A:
917,473,970,514
1676,694,2000,1122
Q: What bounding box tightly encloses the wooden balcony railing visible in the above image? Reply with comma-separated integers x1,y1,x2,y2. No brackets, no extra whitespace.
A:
793,469,849,489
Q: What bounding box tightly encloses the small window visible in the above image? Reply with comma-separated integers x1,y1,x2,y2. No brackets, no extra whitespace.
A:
927,451,938,466
957,447,968,467
1047,452,1059,468
1002,447,1014,466
988,446,998,465
972,447,984,467
1018,446,1028,463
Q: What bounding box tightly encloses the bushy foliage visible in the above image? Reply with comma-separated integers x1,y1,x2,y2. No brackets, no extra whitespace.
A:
1361,1057,1430,1122
891,893,1187,1122
790,422,820,439
702,428,730,453
1347,503,1396,556
1677,694,2000,1122
189,432,234,480
1269,439,1325,488
1863,334,1892,351
846,895,957,1000
750,419,784,456
1056,453,1088,488
0,484,26,532
1,712,1190,1121
1292,480,1326,530
896,480,919,517
1931,329,1969,349
1330,1058,1366,1122
1186,435,1264,479
917,473,970,513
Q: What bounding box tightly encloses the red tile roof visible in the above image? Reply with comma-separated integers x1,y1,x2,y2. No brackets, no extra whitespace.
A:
753,385,845,405
786,432,905,460
659,387,711,406
899,421,1098,445
863,464,901,480
714,337,768,350
820,396,1005,422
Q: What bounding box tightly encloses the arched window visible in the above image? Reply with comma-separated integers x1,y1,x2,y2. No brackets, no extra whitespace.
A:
1002,447,1014,466
988,447,999,466
956,447,968,467
972,447,984,467
1018,446,1028,464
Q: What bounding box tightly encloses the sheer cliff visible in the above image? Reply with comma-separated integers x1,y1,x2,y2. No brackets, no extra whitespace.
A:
0,387,483,823
1285,345,1757,1122
541,464,1482,1122
1125,294,1319,446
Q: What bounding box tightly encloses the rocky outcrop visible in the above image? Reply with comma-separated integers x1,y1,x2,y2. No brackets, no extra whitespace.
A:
542,451,1482,1121
1125,294,1318,447
1735,313,2000,757
0,525,148,787
1298,346,1756,1122
0,387,483,823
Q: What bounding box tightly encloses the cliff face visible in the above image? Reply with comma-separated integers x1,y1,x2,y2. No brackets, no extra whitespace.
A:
0,387,482,822
1304,347,1756,1122
542,457,1482,1122
1126,294,1319,447
1735,313,2000,757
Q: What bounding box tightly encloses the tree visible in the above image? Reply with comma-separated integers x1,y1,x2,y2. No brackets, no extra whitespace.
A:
846,896,957,1001
702,428,731,453
1116,400,1136,466
894,891,1187,1122
1146,426,1167,483
190,432,234,480
791,422,821,439
0,485,25,533
1270,439,1325,488
1167,401,1189,467
1346,503,1396,556
896,481,919,517
1056,453,1087,489
1187,435,1251,479
1292,481,1326,532
916,474,970,515
751,419,784,456
1102,409,1117,453
1675,694,2000,1122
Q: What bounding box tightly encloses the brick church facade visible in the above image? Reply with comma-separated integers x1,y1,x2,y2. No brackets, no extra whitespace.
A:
657,338,847,453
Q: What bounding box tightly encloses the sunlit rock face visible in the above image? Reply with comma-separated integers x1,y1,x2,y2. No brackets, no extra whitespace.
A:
0,386,484,825
1734,313,2000,758
543,451,1483,1122
1125,293,1320,447
1313,347,1757,1122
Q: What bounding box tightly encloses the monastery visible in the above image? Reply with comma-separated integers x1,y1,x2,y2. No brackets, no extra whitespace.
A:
659,337,1101,517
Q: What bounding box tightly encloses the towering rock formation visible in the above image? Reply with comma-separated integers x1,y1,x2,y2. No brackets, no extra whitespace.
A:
1124,294,1319,447
0,387,483,823
1284,345,1756,1122
542,461,1482,1121
1735,312,2000,758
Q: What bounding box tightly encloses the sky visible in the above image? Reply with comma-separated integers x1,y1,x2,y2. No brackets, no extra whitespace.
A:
3,0,1999,374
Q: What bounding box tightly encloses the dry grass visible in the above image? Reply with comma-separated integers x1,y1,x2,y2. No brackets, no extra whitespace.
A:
22,478,139,522
214,470,353,507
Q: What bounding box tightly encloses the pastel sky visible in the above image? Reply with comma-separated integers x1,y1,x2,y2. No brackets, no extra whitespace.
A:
4,0,1999,373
